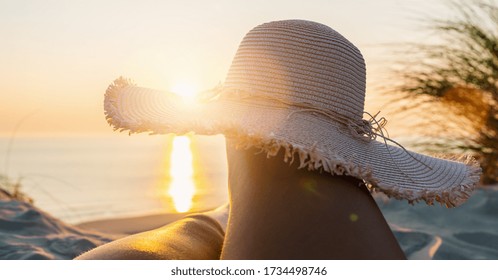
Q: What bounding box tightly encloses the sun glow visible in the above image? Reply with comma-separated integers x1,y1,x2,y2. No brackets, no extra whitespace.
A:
168,136,196,213
171,82,198,100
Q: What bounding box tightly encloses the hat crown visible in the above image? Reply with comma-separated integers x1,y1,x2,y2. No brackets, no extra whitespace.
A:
225,19,366,122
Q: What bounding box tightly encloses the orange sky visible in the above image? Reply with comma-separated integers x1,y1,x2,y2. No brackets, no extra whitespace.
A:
0,0,452,136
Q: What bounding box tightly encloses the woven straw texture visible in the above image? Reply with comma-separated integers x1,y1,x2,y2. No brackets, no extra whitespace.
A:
104,20,481,207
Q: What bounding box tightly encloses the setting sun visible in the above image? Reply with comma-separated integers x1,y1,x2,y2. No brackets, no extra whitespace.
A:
168,136,196,213
171,82,198,100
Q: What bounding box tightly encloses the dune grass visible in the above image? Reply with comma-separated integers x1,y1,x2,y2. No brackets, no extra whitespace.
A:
0,174,33,203
391,0,498,184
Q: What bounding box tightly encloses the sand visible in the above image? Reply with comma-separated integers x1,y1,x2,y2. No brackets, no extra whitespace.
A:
0,196,114,259
375,185,498,259
0,188,197,259
77,212,190,235
1,187,498,260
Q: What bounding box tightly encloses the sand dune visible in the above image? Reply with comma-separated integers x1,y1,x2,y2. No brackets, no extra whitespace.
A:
0,197,115,259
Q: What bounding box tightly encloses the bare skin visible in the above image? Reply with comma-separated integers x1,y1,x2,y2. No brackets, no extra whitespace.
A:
76,213,225,260
77,143,405,260
221,144,406,260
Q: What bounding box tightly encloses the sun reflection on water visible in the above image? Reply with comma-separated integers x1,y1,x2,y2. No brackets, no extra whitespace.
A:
168,136,196,212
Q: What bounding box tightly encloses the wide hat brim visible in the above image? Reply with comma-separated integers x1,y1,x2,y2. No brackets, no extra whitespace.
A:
104,79,481,207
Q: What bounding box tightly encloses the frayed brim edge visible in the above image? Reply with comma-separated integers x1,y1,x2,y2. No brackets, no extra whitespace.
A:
231,136,481,208
104,79,482,208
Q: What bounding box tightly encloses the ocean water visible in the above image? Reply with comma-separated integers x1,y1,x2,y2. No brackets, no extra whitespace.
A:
0,135,228,224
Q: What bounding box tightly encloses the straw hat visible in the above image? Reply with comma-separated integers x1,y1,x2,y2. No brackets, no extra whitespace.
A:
104,19,481,207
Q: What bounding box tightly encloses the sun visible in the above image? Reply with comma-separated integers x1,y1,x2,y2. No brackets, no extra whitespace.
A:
170,82,198,100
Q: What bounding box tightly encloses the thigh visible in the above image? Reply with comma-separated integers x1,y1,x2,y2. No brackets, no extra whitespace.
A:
76,214,224,260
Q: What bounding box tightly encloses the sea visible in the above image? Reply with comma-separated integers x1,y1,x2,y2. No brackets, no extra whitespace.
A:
0,134,229,224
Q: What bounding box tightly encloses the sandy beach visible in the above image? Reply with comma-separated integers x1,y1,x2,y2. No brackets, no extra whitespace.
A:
1,185,498,260
0,189,206,259
77,212,190,235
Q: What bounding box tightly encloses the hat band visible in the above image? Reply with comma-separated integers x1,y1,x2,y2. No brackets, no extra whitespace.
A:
201,86,379,140
200,85,434,181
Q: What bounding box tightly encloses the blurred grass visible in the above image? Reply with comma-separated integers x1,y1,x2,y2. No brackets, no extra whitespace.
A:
0,174,33,203
389,0,498,184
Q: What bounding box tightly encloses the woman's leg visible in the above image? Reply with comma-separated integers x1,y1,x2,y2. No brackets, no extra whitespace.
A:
221,146,406,260
76,208,227,260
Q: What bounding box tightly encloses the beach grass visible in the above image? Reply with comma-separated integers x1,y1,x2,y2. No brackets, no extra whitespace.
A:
0,174,33,203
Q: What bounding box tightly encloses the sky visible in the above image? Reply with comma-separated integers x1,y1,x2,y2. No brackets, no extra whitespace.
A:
0,0,454,136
